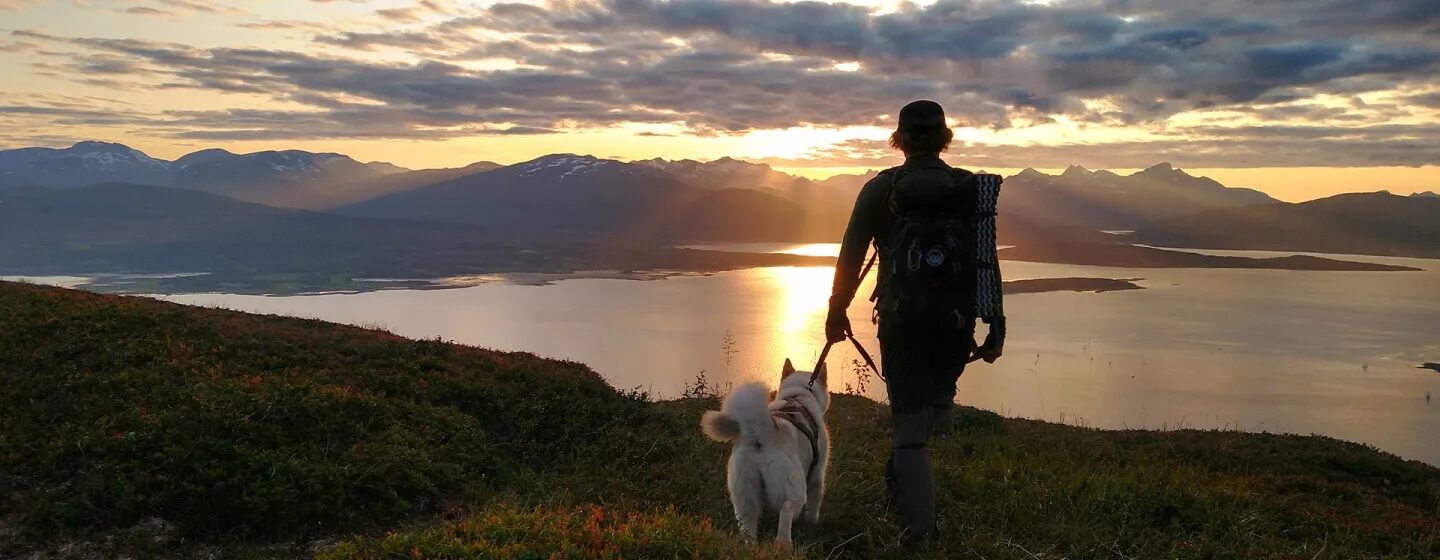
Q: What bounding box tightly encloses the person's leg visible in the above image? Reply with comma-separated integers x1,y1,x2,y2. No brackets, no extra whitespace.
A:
930,317,976,437
878,318,938,540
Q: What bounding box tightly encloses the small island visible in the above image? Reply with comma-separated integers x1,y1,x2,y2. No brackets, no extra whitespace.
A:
1003,277,1144,294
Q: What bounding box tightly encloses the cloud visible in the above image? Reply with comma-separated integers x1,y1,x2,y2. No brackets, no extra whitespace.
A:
70,53,152,75
106,0,249,18
156,0,249,15
375,7,422,22
0,40,40,53
0,94,564,141
374,0,451,23
8,0,1440,168
1407,91,1440,108
121,6,178,17
236,20,316,30
0,0,42,11
300,0,1440,122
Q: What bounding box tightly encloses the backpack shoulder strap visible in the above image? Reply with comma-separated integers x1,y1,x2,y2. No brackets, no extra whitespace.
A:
873,165,905,219
875,165,905,186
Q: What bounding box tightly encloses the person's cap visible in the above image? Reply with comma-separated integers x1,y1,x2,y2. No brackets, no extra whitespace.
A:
897,100,947,130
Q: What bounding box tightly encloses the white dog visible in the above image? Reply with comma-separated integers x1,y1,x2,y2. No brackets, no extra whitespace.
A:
701,358,830,545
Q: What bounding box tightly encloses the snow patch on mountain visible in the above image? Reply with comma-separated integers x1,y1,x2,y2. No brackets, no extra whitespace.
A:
518,155,635,181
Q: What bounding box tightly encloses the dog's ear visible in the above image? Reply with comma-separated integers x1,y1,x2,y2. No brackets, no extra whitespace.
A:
816,361,828,383
782,358,796,377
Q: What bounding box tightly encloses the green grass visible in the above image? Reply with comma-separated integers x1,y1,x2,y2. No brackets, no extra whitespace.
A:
2,280,1437,559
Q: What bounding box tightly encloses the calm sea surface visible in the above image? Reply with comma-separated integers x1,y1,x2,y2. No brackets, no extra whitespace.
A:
19,244,1440,466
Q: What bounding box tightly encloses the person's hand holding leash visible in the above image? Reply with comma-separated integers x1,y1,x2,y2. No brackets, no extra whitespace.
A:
825,305,851,344
975,341,1003,363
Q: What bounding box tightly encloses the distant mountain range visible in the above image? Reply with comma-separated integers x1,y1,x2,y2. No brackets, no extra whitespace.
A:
1130,191,1440,258
336,154,848,243
0,141,501,209
2,140,1436,270
0,142,175,189
993,163,1280,231
2,141,1285,232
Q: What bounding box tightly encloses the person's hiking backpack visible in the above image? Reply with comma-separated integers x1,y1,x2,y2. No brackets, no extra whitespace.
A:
869,164,1005,326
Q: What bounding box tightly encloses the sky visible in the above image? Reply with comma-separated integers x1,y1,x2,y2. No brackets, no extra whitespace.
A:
1,0,1437,201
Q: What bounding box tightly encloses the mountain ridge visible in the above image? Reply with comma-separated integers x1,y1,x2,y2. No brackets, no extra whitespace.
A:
5,141,1431,257
334,153,848,243
0,142,394,209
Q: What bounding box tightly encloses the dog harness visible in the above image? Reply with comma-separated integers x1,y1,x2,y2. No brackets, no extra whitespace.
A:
773,395,822,479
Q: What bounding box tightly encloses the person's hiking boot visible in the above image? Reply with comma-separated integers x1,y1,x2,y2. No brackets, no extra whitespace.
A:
898,526,937,549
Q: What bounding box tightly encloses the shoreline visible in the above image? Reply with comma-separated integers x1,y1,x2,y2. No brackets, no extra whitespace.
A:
6,270,1147,298
1,241,1422,296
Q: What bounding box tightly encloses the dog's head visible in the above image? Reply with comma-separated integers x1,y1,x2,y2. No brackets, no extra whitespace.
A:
780,358,828,410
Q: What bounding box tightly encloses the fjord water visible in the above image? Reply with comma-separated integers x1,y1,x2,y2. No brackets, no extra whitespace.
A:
148,245,1440,466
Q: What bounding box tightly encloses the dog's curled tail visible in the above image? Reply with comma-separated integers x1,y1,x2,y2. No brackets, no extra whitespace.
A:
700,382,771,444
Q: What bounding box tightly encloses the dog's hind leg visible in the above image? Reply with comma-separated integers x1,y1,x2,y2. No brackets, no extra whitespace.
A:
775,498,802,545
731,495,766,538
735,497,761,542
730,456,763,541
803,472,825,524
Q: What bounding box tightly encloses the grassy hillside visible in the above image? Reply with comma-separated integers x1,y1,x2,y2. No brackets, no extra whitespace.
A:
2,280,1436,559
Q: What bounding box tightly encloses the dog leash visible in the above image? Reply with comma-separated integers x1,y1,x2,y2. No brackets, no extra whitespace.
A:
809,249,885,389
809,332,882,388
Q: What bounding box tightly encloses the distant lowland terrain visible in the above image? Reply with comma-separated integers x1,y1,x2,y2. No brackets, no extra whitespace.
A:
2,141,1434,294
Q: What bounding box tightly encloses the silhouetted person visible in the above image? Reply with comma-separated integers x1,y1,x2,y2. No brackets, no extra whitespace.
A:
826,100,1005,542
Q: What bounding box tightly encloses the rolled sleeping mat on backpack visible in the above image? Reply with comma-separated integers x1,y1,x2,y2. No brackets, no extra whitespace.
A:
972,173,1004,321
